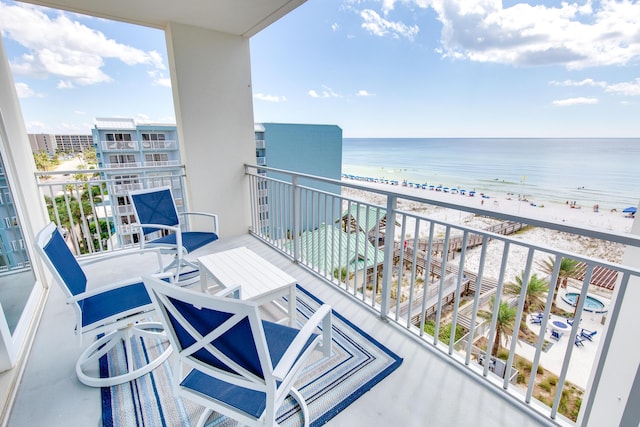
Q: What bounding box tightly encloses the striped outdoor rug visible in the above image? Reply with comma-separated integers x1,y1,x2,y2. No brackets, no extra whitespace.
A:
101,285,403,427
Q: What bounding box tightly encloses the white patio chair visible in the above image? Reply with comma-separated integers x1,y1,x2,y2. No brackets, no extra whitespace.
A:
129,186,219,284
142,275,333,427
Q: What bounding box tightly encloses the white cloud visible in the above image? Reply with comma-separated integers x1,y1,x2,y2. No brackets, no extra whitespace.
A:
549,77,640,97
254,93,287,102
57,80,74,89
356,89,375,96
549,79,607,88
0,2,166,86
360,9,419,41
14,82,43,98
148,70,171,87
363,0,640,69
308,86,342,98
332,22,339,31
552,97,599,106
605,78,640,96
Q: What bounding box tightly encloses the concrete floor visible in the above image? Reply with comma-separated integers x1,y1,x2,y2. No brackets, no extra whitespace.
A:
7,233,553,427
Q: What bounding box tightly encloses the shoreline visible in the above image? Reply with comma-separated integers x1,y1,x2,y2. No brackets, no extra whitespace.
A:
342,176,635,235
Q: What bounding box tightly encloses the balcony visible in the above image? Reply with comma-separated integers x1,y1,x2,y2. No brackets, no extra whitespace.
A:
143,160,180,167
7,164,639,426
100,140,139,151
102,161,143,169
141,140,177,150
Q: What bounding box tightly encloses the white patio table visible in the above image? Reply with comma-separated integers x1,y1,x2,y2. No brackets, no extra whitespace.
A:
198,247,297,326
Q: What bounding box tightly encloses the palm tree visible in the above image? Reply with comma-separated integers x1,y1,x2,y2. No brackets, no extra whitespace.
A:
478,297,517,357
504,271,549,314
538,256,580,309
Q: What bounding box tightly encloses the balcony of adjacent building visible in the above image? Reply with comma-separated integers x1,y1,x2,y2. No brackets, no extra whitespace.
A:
100,140,140,151
5,163,639,427
141,140,177,150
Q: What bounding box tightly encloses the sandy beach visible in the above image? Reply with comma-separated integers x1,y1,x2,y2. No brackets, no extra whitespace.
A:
341,178,637,295
342,178,638,390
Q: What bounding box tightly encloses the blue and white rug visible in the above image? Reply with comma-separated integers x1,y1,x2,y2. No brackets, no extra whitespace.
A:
101,285,403,427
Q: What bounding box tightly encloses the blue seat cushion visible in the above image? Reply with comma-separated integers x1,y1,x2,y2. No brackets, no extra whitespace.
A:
81,282,151,327
149,231,218,253
180,321,318,419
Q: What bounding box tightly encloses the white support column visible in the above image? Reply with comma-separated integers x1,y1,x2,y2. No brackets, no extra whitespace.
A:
165,22,254,237
581,206,640,426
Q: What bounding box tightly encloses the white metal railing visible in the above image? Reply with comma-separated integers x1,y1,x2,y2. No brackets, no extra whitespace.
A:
100,140,139,151
103,162,142,169
141,140,177,150
143,160,180,167
245,164,640,426
256,139,265,149
35,165,188,256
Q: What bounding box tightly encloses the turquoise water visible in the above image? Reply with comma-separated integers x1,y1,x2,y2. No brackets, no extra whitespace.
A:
342,138,640,210
561,293,607,313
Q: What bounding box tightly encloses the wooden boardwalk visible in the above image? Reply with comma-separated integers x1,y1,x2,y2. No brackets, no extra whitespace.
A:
392,220,525,329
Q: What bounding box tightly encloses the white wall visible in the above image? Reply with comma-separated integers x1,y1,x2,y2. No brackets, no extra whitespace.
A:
581,206,640,426
165,22,254,237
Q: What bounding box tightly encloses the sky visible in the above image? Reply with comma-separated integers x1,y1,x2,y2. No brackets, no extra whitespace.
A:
0,0,639,138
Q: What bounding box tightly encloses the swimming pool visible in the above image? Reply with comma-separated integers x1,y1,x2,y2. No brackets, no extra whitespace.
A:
561,292,608,313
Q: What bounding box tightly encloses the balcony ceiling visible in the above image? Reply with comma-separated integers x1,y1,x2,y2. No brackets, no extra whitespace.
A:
16,0,307,37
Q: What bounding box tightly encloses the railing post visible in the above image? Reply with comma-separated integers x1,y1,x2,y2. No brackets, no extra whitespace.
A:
292,175,300,262
380,195,397,319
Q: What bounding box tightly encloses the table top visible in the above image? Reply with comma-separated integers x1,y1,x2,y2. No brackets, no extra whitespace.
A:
198,247,296,300
552,320,568,329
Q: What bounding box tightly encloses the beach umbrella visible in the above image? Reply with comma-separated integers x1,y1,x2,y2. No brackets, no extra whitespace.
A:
623,207,637,214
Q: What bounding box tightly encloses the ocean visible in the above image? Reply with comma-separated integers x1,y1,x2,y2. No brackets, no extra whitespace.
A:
342,138,640,210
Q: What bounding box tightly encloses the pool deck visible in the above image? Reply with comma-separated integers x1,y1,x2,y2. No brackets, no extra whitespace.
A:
520,287,609,389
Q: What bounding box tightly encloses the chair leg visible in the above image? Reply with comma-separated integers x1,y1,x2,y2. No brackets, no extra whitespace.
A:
195,409,214,427
289,387,310,427
76,321,172,387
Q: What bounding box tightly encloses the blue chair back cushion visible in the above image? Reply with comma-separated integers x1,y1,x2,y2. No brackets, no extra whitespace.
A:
169,297,265,378
131,189,180,235
43,228,87,303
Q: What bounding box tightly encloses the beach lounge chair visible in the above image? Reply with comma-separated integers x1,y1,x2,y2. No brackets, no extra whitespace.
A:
34,222,172,387
529,313,543,325
129,186,219,283
574,335,585,347
581,328,597,341
142,274,333,427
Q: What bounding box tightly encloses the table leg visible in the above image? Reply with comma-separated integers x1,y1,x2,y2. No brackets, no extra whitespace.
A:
288,286,296,327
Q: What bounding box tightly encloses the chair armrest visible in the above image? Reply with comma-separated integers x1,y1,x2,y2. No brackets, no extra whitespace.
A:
178,211,219,234
133,223,181,234
273,304,332,379
79,247,164,269
67,271,173,303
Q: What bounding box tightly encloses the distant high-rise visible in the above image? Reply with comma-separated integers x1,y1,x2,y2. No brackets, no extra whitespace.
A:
92,117,183,247
28,133,93,156
254,123,343,235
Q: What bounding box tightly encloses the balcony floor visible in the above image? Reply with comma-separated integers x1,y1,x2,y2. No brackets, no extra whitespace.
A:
8,234,551,426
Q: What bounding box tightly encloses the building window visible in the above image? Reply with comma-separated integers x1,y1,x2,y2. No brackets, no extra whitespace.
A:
11,239,25,251
108,154,136,165
4,216,17,228
141,133,166,141
106,133,132,142
145,153,169,165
